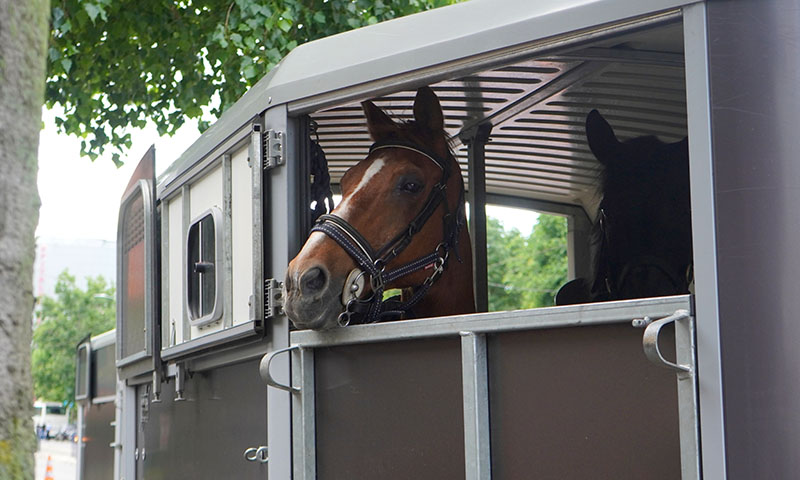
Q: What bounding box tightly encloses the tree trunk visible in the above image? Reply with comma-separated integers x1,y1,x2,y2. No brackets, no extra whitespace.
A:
0,1,49,478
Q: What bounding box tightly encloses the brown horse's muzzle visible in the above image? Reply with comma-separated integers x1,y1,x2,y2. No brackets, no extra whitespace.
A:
283,259,346,330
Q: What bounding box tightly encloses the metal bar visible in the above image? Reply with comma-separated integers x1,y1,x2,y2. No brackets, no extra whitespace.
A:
159,127,251,199
682,3,726,479
161,202,171,347
461,332,491,480
181,185,191,343
553,47,685,67
675,312,700,480
292,347,316,480
265,104,293,480
223,154,234,328
458,61,608,142
160,320,262,362
249,122,265,326
464,124,491,313
291,295,691,348
484,193,588,220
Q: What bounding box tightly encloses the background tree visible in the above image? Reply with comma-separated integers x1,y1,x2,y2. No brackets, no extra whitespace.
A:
47,0,458,165
32,271,116,408
487,214,569,311
0,1,49,478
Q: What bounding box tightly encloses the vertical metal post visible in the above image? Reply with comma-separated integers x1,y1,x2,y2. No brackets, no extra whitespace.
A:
222,154,234,328
463,124,492,313
180,185,191,343
160,202,171,346
249,122,265,327
675,314,700,480
461,331,491,480
292,347,316,480
683,3,726,479
264,104,292,480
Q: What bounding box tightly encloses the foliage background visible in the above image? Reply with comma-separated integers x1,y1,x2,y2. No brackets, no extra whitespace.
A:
47,0,458,165
32,271,115,409
487,214,568,311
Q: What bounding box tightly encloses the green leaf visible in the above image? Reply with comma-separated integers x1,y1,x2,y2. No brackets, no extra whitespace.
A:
61,58,72,73
243,64,258,79
313,11,326,23
84,3,101,23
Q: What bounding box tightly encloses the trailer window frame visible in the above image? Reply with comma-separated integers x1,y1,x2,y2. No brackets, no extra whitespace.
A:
75,341,91,401
185,206,225,327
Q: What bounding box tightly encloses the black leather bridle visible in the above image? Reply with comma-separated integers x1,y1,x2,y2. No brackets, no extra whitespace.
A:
310,139,463,326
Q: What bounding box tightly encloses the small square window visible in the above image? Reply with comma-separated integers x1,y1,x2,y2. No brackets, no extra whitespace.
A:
186,207,224,325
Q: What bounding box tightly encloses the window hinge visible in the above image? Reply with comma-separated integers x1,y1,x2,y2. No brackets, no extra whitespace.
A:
265,278,284,321
263,130,285,170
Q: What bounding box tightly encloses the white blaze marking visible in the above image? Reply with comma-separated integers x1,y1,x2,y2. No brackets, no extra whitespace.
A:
335,157,385,219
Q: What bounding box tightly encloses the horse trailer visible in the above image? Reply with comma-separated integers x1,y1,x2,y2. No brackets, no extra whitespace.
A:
75,0,800,478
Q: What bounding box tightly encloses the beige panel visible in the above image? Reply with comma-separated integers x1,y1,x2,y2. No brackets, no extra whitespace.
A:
189,165,225,339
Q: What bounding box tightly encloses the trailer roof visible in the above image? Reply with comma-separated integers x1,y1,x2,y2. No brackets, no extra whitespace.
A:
161,0,692,214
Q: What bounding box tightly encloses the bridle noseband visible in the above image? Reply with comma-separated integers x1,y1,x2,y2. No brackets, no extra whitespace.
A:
310,140,463,326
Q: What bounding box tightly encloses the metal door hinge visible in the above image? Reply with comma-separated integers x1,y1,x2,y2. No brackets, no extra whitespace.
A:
265,278,284,321
264,130,284,170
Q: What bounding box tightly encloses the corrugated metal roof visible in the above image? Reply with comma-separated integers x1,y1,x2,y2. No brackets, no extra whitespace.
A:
310,22,687,216
158,0,692,192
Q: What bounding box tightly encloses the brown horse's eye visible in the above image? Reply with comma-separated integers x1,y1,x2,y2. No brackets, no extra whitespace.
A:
400,181,423,194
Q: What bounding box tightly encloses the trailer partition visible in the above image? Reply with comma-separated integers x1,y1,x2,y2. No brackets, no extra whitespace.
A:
264,295,698,479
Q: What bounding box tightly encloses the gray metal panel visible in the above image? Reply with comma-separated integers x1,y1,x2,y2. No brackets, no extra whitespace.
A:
136,359,267,479
81,402,115,480
706,0,800,477
682,3,726,479
314,338,465,480
264,104,293,480
488,323,680,479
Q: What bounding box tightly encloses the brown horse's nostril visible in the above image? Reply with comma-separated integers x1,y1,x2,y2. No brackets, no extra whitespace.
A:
301,267,327,295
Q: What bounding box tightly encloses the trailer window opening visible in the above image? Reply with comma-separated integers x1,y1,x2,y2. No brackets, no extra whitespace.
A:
186,207,223,325
486,209,568,312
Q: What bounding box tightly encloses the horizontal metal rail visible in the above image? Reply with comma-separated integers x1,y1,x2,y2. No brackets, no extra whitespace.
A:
290,295,691,347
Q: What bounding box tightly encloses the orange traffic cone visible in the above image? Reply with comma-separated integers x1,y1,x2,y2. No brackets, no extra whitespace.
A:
44,455,54,480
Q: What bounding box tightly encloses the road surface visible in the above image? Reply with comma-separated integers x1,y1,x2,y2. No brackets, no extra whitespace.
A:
35,439,76,480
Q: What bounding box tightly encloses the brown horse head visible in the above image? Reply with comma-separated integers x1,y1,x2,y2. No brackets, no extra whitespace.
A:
284,87,475,330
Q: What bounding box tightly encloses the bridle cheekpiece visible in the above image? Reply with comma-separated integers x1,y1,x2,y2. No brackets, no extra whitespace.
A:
310,140,463,326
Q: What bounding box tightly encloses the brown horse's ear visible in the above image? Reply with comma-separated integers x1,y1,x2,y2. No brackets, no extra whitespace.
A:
586,109,620,165
362,100,398,141
413,87,444,132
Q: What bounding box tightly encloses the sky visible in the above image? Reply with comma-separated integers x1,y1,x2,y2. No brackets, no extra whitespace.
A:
35,109,538,243
36,108,202,241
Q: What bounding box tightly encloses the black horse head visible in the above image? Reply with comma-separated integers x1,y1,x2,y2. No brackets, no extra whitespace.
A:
556,110,692,304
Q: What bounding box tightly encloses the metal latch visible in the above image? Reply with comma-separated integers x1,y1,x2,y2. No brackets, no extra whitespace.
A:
264,130,284,170
265,278,284,321
641,309,693,376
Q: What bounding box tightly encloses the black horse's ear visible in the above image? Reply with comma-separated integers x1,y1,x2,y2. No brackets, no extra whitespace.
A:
362,100,399,141
413,87,444,132
586,109,620,164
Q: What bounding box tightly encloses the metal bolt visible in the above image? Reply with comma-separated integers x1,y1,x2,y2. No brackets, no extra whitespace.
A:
632,316,652,328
